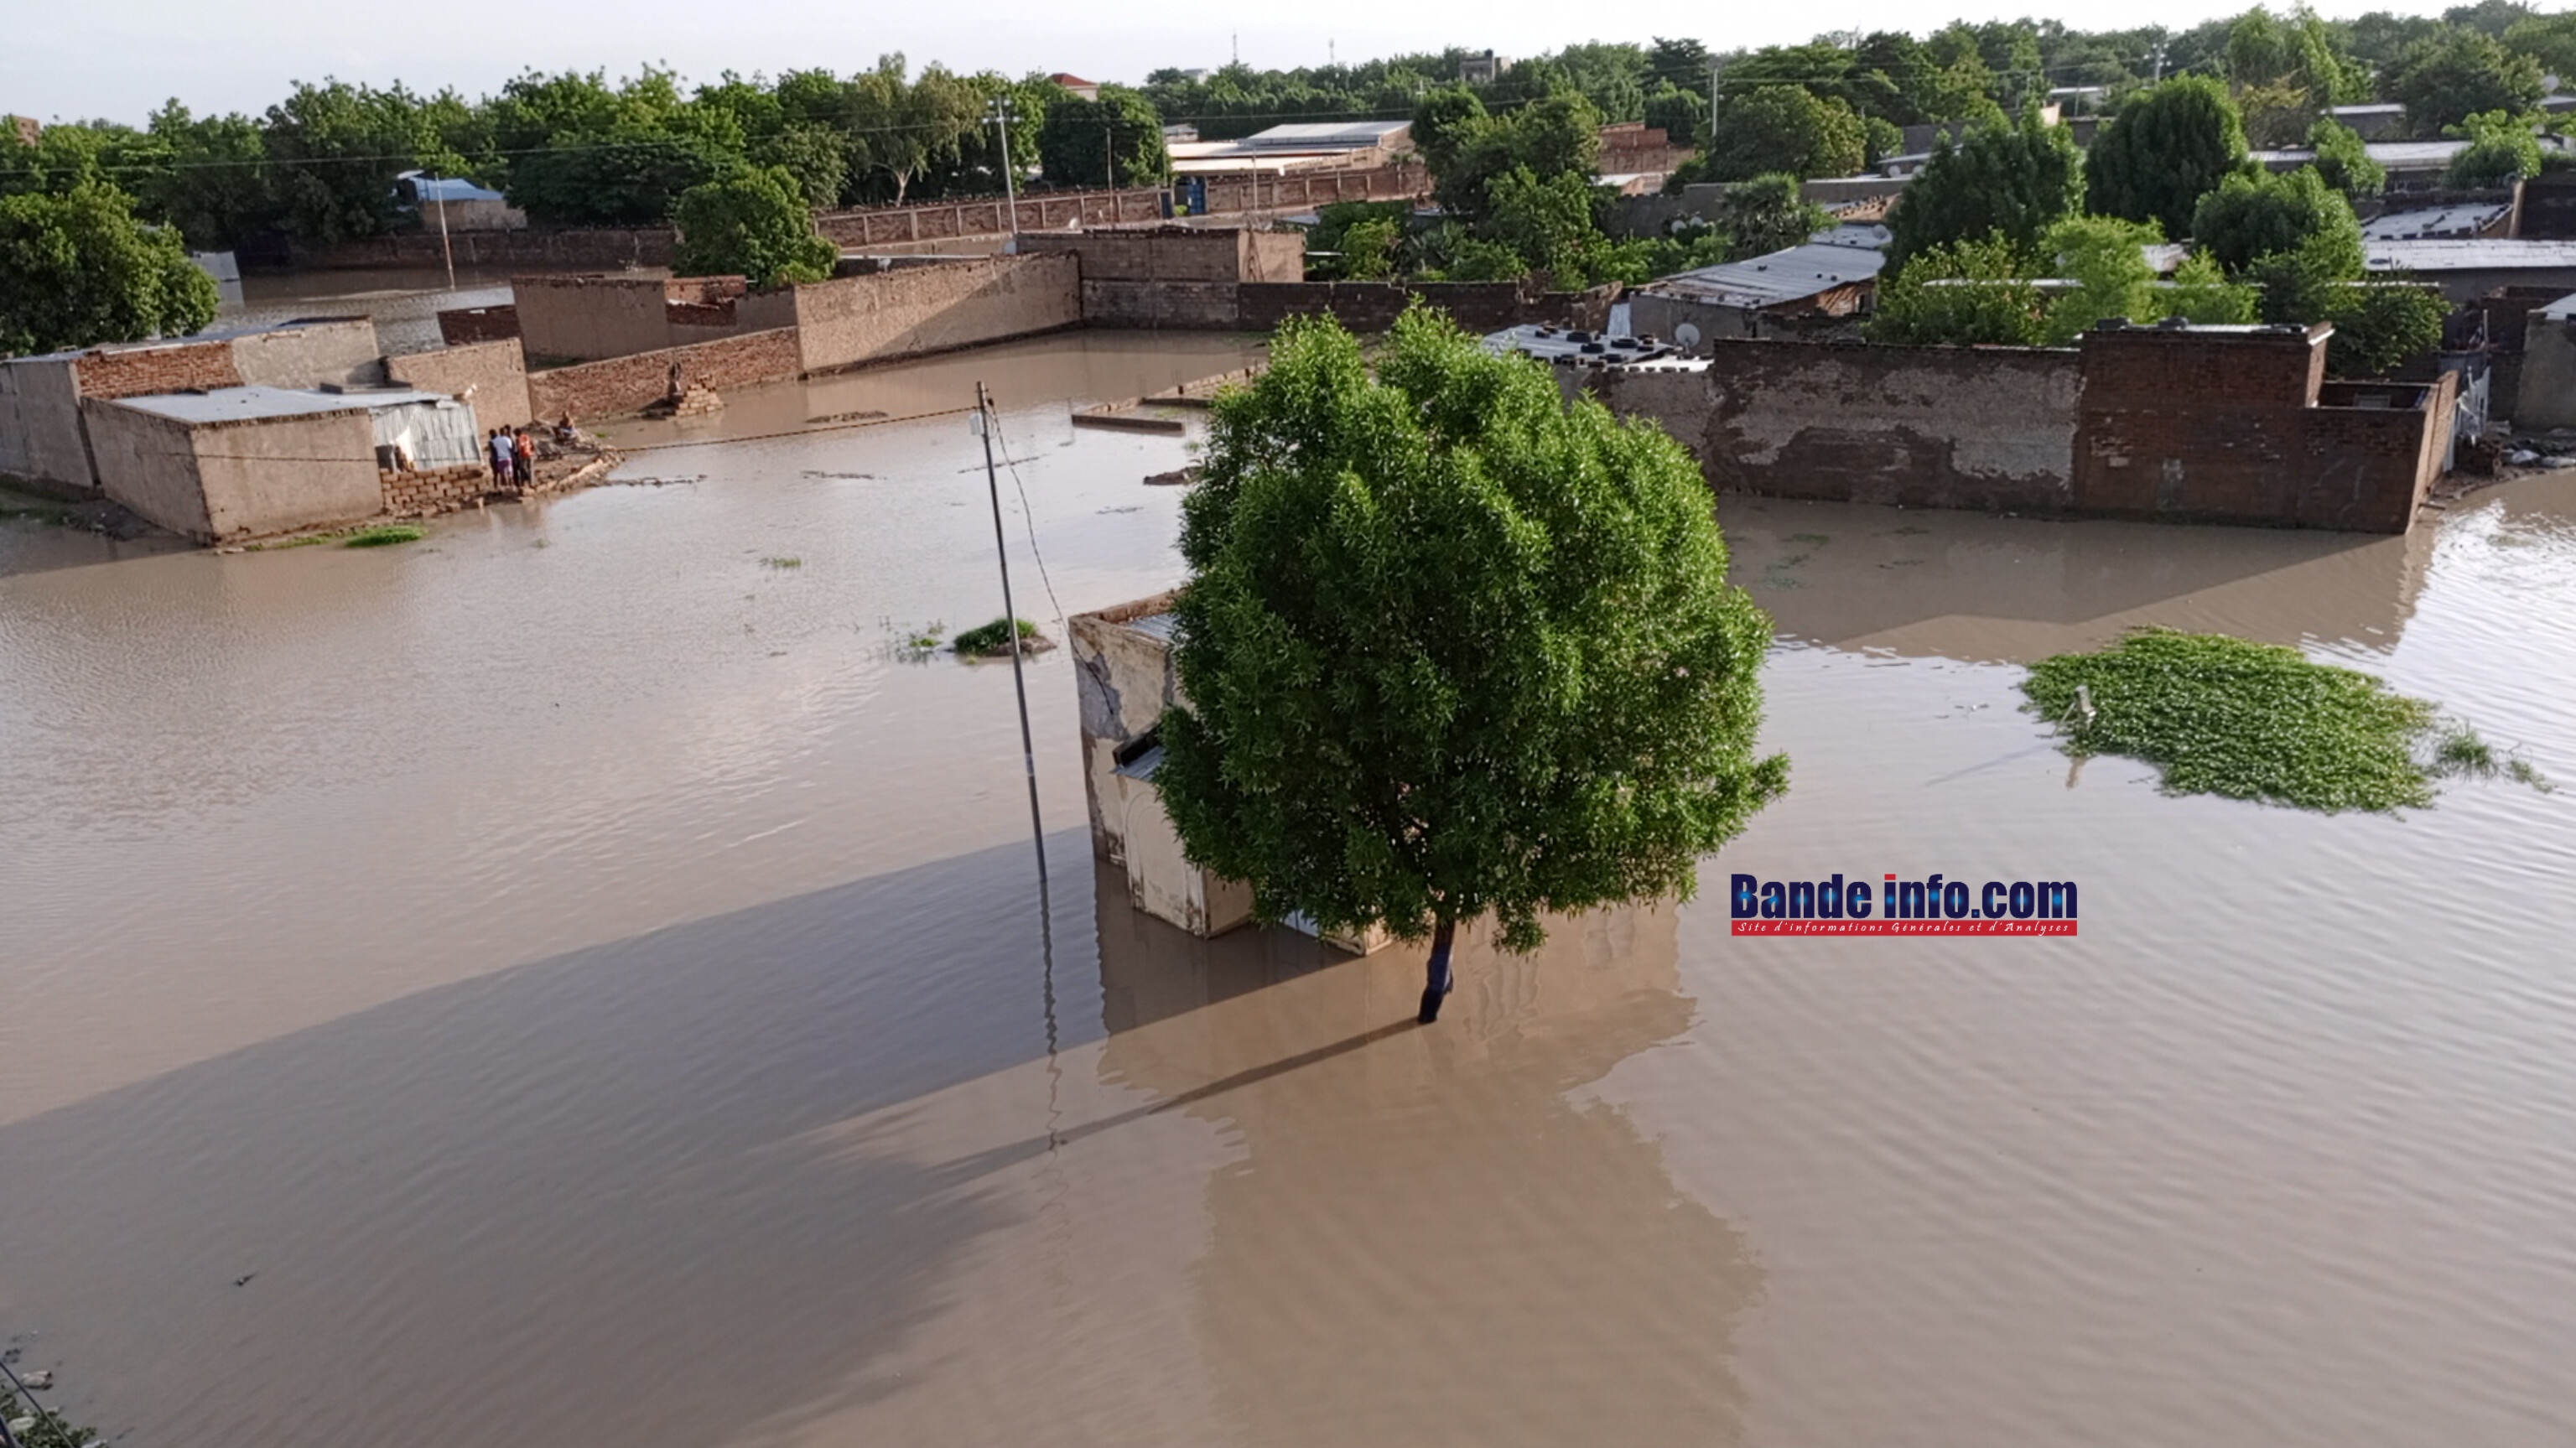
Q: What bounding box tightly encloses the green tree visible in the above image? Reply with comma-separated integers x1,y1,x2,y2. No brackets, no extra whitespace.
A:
1642,82,1707,148
671,165,837,288
2503,12,2576,80
748,122,851,210
2191,165,2363,280
1410,85,1491,174
1037,85,1168,189
0,182,219,356
2308,115,2386,200
1478,164,1598,277
1867,232,2044,346
1157,308,1786,1025
2165,252,2263,324
2446,108,2544,186
2225,7,2367,106
1432,92,1602,223
2038,215,2163,343
1885,111,2085,267
1696,86,1866,182
2386,29,2545,137
142,102,276,249
845,56,987,204
1305,200,1410,278
260,80,452,243
486,70,745,226
1720,173,1829,258
2087,77,2254,240
2325,283,2448,376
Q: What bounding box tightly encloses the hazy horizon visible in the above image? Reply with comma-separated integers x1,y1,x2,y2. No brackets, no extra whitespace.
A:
9,0,2488,128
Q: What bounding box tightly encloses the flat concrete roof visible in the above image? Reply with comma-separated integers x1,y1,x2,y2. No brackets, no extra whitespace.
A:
109,386,454,424
2367,239,2576,272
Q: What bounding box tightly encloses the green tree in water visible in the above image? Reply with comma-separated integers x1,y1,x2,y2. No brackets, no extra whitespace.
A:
0,181,218,356
1156,308,1788,1025
2086,77,2254,241
671,166,836,287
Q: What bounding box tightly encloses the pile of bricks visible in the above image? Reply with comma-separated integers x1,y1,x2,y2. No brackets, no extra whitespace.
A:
647,381,724,418
381,463,501,516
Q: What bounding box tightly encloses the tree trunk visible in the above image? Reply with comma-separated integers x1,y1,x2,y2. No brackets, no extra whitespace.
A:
1417,915,1457,1025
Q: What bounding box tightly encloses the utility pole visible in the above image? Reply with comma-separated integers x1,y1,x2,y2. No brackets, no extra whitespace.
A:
430,172,456,293
974,381,1046,877
1708,61,1722,151
989,98,1021,250
1104,116,1116,194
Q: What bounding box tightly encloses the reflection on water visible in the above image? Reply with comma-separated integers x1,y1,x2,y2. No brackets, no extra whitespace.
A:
3,337,2573,1448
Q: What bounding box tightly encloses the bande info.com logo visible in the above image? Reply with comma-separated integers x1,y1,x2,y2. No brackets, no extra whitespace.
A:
1731,873,2077,936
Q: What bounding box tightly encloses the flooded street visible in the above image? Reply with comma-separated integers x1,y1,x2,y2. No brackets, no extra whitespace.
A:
3,333,2573,1447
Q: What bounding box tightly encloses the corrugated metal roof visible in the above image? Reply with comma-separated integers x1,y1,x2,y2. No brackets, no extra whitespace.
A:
2366,239,2576,272
110,386,454,423
1637,241,1885,310
1238,121,1410,148
1125,611,1182,643
2362,203,2511,241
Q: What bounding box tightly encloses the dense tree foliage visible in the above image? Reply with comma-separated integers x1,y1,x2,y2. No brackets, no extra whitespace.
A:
1157,308,1786,1024
0,182,218,356
1431,92,1602,221
2087,78,2255,241
2307,116,2386,200
1868,233,2046,346
2325,283,2449,376
1037,85,1169,189
2445,108,2546,185
671,166,837,287
1690,86,1866,183
1885,111,2084,267
2386,29,2546,135
2191,166,2363,280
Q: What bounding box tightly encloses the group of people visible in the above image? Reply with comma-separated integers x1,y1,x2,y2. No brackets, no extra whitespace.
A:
486,427,536,487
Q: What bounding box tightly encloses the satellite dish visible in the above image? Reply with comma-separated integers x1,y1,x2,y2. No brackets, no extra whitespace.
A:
1674,321,1702,349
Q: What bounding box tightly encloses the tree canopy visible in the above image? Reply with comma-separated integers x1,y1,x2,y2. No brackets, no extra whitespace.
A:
1693,86,1866,183
1157,308,1786,1022
1885,111,2084,268
2386,29,2546,136
0,182,218,356
2087,77,2255,241
1037,84,1168,189
671,165,837,287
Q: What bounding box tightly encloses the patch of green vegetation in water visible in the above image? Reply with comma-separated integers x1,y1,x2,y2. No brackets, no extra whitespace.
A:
342,524,425,548
2023,628,2547,813
953,617,1043,655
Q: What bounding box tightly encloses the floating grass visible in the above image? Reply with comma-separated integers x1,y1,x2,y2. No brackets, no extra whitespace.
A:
2024,628,2440,813
341,524,425,548
953,616,1049,657
761,556,802,569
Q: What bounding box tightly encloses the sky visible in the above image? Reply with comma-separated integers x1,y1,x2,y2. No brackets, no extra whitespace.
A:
8,0,2483,127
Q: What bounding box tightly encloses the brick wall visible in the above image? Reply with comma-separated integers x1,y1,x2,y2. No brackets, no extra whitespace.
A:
290,228,676,271
74,340,242,400
387,339,533,429
786,254,1080,373
1026,228,1291,283
2070,327,2448,532
1239,281,1622,335
382,463,498,516
439,305,521,345
525,328,802,422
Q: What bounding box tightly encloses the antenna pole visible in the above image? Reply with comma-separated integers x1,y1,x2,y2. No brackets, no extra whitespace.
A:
978,381,1047,874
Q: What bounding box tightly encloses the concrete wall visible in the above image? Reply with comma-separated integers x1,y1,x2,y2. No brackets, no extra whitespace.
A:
227,317,385,388
525,328,802,422
1583,340,2086,512
0,356,93,491
786,253,1081,373
290,227,675,272
439,305,522,345
1026,228,1301,283
387,339,532,429
1070,593,1182,868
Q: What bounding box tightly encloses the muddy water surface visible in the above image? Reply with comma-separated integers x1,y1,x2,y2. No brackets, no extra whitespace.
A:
3,339,2572,1447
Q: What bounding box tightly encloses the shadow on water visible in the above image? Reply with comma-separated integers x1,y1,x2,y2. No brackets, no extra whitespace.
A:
2,834,1749,1448
0,833,1106,1448
1717,495,2442,661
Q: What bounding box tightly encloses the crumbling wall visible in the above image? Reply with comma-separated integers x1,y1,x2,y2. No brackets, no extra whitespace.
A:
80,401,210,536
524,328,802,421
439,305,522,345
1583,340,2085,511
387,340,532,429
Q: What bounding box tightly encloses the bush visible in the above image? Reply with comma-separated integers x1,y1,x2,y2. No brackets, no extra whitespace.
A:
2445,110,2544,187
2325,283,2448,376
1867,232,2043,347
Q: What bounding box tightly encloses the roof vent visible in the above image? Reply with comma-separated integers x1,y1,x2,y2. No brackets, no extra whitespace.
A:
2154,316,2191,330
2094,318,2132,331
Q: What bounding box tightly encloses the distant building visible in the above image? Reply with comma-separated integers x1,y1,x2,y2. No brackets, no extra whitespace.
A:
2366,238,2576,301
2325,101,2407,141
1050,73,1102,101
1161,123,1199,143
398,172,527,232
8,114,36,146
1458,51,1511,86
1628,232,1888,350
1166,120,1414,177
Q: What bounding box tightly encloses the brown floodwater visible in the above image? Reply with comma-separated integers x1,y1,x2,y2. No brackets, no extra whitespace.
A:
3,334,2573,1448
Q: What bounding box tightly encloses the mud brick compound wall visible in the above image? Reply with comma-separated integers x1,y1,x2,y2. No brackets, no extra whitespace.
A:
2071,327,2451,532
387,339,533,430
1581,340,2085,512
73,340,243,400
1239,281,1621,335
382,463,499,516
525,328,802,422
439,305,521,345
783,253,1080,372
